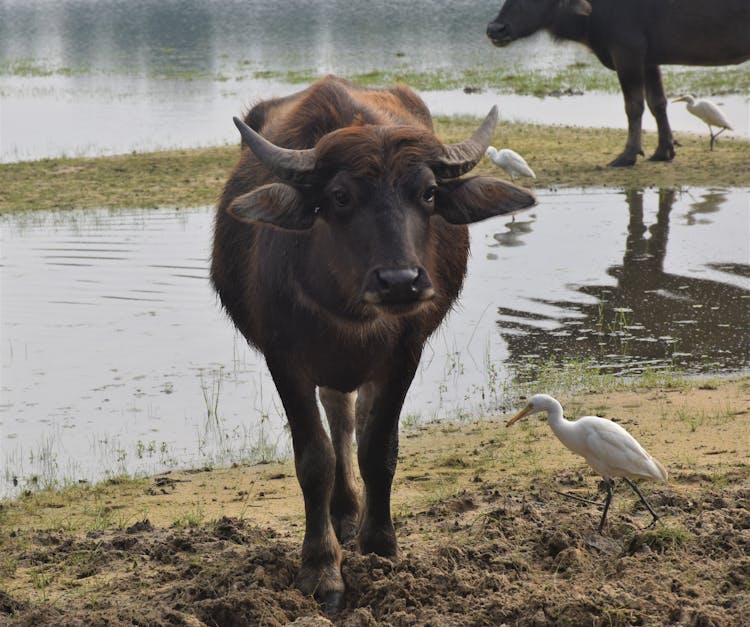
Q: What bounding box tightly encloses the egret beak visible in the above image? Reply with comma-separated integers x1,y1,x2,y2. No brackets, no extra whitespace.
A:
506,403,533,427
672,96,687,103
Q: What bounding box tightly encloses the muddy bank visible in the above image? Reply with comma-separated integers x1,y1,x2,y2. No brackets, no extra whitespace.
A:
3,481,750,626
2,378,749,625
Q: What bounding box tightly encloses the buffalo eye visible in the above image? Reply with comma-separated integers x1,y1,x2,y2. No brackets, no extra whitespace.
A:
331,188,351,209
422,185,437,205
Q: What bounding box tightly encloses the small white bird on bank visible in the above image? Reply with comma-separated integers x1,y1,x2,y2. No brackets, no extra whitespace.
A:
485,146,536,179
507,394,668,532
672,95,733,151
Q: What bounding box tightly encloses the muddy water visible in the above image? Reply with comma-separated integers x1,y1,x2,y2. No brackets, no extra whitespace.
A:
1,187,748,493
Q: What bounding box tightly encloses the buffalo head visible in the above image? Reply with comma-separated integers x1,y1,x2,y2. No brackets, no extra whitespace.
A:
226,108,535,310
487,0,591,46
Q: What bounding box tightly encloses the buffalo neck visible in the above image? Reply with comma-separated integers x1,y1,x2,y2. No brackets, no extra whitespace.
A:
550,12,589,44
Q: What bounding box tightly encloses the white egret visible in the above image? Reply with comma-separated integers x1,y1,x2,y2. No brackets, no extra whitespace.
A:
507,394,668,531
672,95,733,151
485,146,536,179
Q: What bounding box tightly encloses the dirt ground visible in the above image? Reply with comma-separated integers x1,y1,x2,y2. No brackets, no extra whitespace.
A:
2,378,749,626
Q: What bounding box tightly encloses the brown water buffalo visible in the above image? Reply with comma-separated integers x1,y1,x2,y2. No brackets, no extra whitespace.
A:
211,76,535,611
486,0,750,166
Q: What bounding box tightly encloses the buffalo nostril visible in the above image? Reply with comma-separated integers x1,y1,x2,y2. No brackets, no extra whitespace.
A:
376,268,419,290
364,267,434,305
487,22,507,39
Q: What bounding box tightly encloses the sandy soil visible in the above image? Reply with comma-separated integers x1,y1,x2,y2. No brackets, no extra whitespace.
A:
2,378,749,626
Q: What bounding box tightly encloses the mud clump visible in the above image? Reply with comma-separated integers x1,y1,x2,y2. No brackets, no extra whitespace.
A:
3,478,749,626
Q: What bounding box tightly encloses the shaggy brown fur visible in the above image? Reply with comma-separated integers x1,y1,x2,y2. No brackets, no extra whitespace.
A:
211,76,534,610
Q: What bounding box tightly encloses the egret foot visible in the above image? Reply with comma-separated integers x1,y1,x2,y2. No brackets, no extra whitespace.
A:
622,477,661,528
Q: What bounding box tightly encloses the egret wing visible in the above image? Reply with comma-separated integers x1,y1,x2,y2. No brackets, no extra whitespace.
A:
577,417,663,480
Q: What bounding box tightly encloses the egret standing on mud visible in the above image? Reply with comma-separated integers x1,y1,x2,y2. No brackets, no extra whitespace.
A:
672,95,733,151
507,394,668,531
485,146,536,179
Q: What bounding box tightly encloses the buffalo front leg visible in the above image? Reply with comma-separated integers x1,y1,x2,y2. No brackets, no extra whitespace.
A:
319,387,360,545
355,352,421,557
644,65,675,162
266,360,343,610
609,61,646,167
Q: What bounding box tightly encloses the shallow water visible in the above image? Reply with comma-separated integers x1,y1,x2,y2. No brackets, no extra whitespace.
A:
3,74,748,163
2,187,748,494
1,0,748,161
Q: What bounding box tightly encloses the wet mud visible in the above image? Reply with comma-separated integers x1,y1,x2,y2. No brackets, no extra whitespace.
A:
3,471,749,626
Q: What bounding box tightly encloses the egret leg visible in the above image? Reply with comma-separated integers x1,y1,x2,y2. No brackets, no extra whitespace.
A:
710,127,727,151
552,488,601,506
598,480,614,533
707,125,727,151
623,477,660,527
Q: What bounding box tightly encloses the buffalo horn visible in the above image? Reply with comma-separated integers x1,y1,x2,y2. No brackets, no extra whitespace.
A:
233,116,317,184
433,105,498,179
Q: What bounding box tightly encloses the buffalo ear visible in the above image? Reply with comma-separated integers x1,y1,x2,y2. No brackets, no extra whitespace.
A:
436,177,536,225
563,0,592,16
226,183,315,230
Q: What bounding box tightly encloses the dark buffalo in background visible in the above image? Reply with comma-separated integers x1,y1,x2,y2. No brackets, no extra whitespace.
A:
487,0,750,166
211,76,535,610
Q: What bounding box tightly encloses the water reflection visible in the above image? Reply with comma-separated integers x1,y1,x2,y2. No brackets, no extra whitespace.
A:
496,188,750,375
686,190,727,224
492,215,536,248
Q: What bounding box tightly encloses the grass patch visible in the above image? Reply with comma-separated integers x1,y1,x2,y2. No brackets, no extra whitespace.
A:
230,64,749,97
268,63,748,96
0,58,88,78
509,356,689,399
0,146,233,213
2,119,748,214
632,524,690,553
3,53,747,96
1,477,152,536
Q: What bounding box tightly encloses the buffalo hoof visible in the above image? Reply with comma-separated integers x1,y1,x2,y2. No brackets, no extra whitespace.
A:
607,154,638,167
648,147,675,162
318,590,344,615
295,558,344,613
357,528,398,559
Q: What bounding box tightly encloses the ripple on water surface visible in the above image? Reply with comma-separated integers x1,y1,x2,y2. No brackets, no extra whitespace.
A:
1,187,748,494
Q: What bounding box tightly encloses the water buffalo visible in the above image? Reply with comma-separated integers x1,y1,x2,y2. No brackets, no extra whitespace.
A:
486,0,750,166
211,76,535,610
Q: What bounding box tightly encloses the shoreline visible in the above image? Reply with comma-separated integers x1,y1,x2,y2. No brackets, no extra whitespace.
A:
2,119,749,214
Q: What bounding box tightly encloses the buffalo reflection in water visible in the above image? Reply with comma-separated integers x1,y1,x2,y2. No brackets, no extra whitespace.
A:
496,188,750,376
